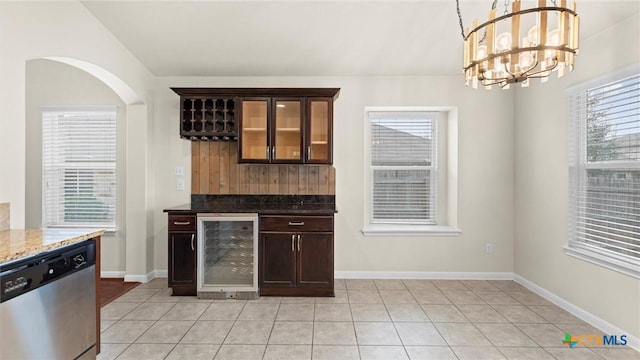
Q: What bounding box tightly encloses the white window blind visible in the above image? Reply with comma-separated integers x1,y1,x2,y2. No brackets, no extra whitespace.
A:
568,72,640,277
369,111,437,224
42,107,117,230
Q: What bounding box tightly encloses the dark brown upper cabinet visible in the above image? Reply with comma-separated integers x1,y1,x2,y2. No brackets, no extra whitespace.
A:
172,88,339,164
238,93,337,164
306,98,333,164
172,88,237,141
239,97,305,163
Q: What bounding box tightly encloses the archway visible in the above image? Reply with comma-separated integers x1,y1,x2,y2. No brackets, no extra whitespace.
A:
26,57,150,281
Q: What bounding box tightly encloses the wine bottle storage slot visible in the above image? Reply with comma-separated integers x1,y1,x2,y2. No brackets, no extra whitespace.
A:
180,97,237,141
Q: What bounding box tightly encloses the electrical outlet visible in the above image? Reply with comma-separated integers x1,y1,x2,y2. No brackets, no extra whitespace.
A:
174,166,184,176
486,243,494,254
176,178,185,191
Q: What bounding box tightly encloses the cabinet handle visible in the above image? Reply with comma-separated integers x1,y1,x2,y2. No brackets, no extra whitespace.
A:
272,147,275,159
288,222,305,226
297,234,301,251
266,146,270,159
308,146,311,160
191,234,195,251
174,221,191,225
291,234,295,251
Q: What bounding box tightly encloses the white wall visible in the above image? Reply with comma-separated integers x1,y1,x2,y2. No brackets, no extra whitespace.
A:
0,1,156,278
153,76,515,276
514,13,640,339
25,59,127,272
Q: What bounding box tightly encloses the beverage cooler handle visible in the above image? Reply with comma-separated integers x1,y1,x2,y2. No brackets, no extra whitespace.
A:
191,234,195,251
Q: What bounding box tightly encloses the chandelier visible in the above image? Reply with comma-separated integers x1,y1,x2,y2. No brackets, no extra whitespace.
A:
456,0,580,89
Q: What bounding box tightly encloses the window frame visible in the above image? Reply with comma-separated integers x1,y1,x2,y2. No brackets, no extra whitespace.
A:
565,65,640,279
368,111,438,225
41,106,118,231
362,106,461,237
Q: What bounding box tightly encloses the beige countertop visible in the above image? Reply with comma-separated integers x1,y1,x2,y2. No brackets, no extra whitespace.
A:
0,228,105,265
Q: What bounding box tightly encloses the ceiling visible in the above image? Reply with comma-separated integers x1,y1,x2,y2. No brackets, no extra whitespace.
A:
81,0,640,77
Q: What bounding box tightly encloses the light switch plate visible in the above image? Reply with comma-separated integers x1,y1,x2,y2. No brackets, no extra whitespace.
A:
176,178,185,191
174,166,184,176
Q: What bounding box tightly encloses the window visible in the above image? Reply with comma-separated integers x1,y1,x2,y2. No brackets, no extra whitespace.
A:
567,69,640,278
362,108,460,236
368,111,437,224
42,107,117,230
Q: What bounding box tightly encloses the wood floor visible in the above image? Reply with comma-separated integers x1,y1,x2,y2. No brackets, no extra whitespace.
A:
100,278,140,307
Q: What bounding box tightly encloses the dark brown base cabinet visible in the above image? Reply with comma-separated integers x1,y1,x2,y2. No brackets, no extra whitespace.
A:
259,215,334,296
168,215,197,296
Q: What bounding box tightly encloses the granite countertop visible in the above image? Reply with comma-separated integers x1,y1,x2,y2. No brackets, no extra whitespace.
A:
164,204,337,215
164,194,337,215
0,228,105,265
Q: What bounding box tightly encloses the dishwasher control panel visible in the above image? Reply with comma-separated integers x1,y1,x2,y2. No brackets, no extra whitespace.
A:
0,240,96,303
3,276,29,294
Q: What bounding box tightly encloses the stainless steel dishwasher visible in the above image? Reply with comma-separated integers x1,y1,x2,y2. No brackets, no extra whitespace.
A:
0,240,97,360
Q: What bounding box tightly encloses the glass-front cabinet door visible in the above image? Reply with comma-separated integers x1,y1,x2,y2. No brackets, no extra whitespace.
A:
306,98,332,164
240,98,269,162
273,98,303,162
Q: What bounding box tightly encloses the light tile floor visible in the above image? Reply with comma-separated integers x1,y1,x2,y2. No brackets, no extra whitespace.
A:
98,278,639,360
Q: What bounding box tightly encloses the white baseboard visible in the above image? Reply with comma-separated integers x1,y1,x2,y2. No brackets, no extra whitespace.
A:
334,271,514,280
514,274,640,351
100,271,125,278
153,270,168,278
124,271,154,283
104,270,167,283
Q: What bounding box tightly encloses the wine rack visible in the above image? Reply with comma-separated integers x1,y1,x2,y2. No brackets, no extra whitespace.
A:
180,97,237,141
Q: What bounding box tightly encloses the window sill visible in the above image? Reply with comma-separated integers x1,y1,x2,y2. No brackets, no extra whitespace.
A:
563,246,640,279
361,224,462,237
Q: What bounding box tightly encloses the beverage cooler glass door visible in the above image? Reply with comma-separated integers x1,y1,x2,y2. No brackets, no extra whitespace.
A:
197,213,259,292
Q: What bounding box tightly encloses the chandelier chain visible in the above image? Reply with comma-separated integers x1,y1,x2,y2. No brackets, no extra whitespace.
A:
455,0,466,39
456,0,498,41
503,0,509,15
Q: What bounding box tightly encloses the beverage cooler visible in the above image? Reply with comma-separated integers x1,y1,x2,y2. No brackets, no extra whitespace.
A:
197,213,258,299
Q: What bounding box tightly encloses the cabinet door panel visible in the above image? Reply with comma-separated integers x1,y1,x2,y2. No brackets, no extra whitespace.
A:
297,233,333,288
239,98,269,162
169,232,196,286
306,98,332,164
273,99,303,163
259,233,296,287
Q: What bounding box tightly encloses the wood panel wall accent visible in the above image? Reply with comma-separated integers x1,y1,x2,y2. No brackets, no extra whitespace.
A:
192,142,335,195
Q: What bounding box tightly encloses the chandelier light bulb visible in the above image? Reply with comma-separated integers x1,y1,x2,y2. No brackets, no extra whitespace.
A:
519,52,535,69
496,32,512,51
547,29,561,45
477,45,488,59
